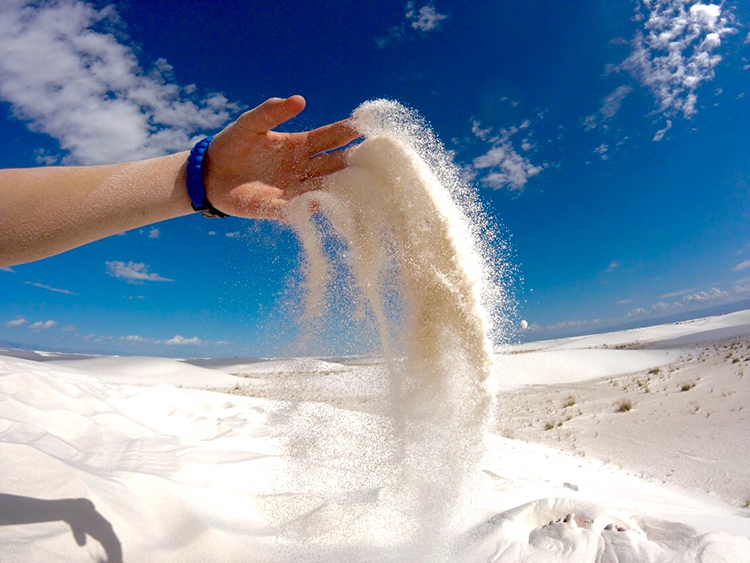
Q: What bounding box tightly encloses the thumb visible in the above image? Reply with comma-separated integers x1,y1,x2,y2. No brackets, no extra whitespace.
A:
236,95,306,133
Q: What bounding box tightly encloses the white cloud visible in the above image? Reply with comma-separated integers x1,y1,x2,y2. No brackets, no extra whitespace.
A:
468,119,546,193
375,25,407,49
148,228,160,239
105,260,173,283
23,281,77,295
473,144,544,191
600,85,634,120
595,144,609,160
1,266,16,273
619,0,736,119
0,0,242,165
682,287,728,304
659,286,699,298
29,319,57,331
584,85,633,131
652,119,672,141
83,332,113,343
731,259,750,272
471,120,492,142
120,334,148,343
406,2,449,32
628,285,738,319
5,316,27,327
161,335,205,346
376,2,448,48
649,301,673,312
626,307,649,318
115,333,217,347
543,318,603,332
604,260,620,273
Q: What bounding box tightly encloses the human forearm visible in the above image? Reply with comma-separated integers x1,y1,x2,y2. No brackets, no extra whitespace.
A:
0,152,192,267
0,96,360,267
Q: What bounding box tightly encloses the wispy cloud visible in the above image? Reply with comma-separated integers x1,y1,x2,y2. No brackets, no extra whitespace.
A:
652,119,673,141
120,334,148,343
584,85,633,131
604,260,621,273
467,119,547,193
1,266,16,273
23,281,77,295
731,259,750,272
83,333,113,344
147,228,160,239
618,0,736,120
376,2,449,48
29,319,57,331
682,287,729,304
539,282,749,336
595,144,609,160
5,316,27,328
117,333,209,346
0,0,242,165
406,2,449,32
627,285,739,318
161,335,205,346
534,318,604,333
659,286,699,299
105,261,173,283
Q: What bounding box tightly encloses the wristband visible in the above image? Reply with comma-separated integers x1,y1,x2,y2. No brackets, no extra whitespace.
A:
186,136,229,219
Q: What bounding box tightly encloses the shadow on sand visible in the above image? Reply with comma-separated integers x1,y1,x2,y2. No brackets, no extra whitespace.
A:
0,493,123,562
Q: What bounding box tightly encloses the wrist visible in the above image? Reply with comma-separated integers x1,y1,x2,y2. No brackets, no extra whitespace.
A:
186,136,229,219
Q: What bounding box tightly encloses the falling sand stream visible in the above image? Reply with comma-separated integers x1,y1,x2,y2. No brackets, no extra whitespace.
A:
277,100,512,561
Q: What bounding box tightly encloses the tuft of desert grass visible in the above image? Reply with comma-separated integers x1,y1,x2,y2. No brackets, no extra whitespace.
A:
617,398,633,413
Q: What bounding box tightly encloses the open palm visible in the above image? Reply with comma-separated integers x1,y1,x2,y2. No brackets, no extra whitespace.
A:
204,95,360,220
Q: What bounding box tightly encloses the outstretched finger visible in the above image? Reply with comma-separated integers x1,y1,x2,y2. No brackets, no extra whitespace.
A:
304,150,351,179
306,118,361,156
236,95,307,133
307,118,362,154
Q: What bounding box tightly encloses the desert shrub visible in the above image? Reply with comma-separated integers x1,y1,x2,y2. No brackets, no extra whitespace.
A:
617,399,633,412
564,396,576,408
681,382,696,392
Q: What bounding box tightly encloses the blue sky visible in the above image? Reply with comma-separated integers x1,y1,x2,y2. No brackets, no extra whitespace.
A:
2,0,750,356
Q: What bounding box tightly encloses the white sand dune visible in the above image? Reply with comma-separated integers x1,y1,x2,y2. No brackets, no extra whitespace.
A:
2,310,750,561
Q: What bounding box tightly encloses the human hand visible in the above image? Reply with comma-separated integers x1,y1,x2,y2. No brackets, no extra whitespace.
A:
62,498,123,563
203,95,360,220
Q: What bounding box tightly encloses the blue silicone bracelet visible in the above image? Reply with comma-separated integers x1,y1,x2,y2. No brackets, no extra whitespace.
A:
186,136,229,219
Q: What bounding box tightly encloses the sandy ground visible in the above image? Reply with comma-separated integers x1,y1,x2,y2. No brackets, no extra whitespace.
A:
1,311,750,561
